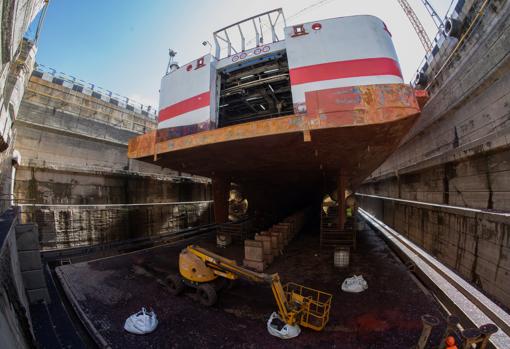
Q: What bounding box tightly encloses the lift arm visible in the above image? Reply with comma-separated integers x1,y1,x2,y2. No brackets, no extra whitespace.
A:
186,245,298,324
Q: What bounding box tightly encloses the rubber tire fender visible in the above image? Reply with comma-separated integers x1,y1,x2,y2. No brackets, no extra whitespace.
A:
444,17,462,38
414,71,427,86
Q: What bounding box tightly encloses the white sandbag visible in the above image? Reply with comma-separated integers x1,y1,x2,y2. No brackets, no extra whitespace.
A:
267,312,301,339
341,275,368,293
124,307,158,334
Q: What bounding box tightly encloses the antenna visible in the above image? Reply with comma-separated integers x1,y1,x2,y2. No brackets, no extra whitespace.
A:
166,49,179,74
397,0,433,52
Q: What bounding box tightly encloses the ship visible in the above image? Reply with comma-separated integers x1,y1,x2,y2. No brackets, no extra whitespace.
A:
128,9,425,227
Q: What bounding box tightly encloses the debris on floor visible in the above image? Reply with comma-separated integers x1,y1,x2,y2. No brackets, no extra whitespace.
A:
124,307,158,335
267,312,301,339
56,227,446,348
341,275,368,293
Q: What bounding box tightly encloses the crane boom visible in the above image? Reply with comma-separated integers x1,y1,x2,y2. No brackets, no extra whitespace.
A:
419,0,444,29
397,0,433,52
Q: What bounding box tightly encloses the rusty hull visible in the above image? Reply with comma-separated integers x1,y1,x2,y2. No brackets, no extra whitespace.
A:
129,84,420,193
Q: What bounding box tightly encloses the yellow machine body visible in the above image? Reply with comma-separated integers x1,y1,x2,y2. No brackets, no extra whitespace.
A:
179,249,218,282
177,245,333,331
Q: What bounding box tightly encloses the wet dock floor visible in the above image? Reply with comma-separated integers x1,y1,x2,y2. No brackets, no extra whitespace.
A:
56,226,446,348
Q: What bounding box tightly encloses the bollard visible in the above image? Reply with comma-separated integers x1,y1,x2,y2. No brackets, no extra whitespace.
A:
478,323,498,349
461,328,481,349
440,315,460,349
416,314,440,349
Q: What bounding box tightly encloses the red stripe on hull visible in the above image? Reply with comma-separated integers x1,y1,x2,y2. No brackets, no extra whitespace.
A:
289,57,402,85
159,91,210,122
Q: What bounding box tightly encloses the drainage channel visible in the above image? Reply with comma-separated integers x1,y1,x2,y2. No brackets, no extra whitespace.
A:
359,208,510,349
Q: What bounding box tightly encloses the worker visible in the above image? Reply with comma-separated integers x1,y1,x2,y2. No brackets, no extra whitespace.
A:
345,194,358,217
445,336,458,349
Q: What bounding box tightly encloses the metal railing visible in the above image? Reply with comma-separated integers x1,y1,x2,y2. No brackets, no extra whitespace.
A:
213,8,286,60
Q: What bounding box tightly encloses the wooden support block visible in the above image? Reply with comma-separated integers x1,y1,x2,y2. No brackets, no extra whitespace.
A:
244,240,264,262
243,259,266,272
255,234,273,264
268,234,279,257
272,225,289,245
269,231,283,253
278,223,293,241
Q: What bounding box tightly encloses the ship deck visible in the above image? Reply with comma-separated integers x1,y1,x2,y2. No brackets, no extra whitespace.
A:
56,225,445,348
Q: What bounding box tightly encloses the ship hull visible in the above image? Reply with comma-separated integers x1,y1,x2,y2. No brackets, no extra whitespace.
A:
129,83,421,220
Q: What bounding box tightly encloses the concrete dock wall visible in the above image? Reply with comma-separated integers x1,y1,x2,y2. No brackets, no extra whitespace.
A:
359,0,510,308
0,210,34,349
358,194,510,308
22,202,213,250
13,74,212,249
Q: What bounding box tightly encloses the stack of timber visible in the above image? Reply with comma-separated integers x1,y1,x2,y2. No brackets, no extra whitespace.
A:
243,210,305,271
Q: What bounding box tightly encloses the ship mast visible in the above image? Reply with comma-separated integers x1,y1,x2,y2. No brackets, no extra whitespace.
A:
166,49,179,74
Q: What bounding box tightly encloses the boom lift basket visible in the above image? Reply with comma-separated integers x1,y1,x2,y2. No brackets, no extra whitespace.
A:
284,282,332,331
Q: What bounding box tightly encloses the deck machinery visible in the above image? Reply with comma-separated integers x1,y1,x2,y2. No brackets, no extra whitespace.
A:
128,8,424,228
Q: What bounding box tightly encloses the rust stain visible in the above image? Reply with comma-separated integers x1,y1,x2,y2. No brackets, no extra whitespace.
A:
128,83,421,160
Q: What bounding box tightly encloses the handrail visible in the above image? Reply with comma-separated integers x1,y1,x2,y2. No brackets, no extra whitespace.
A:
213,8,286,59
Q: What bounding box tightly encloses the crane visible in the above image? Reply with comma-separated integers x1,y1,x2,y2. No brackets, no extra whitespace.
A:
165,245,333,331
397,0,433,52
419,0,444,29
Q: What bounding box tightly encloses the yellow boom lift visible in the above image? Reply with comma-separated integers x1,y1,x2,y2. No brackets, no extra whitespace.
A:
166,245,332,331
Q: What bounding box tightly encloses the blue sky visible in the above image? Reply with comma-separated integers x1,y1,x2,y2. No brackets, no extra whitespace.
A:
30,0,451,109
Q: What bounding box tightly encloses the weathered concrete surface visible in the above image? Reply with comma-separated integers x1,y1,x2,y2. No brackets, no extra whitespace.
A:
12,74,212,249
14,75,211,204
362,149,510,211
368,0,510,190
359,194,510,309
0,38,37,212
360,1,510,309
0,210,34,349
30,203,212,250
0,2,46,347
15,168,209,205
15,76,167,176
16,224,49,303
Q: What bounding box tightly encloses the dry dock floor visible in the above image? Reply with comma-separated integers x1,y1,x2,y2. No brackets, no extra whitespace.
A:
56,226,446,348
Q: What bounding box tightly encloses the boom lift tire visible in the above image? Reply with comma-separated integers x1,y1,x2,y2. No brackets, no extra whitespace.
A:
197,283,217,306
166,274,184,295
